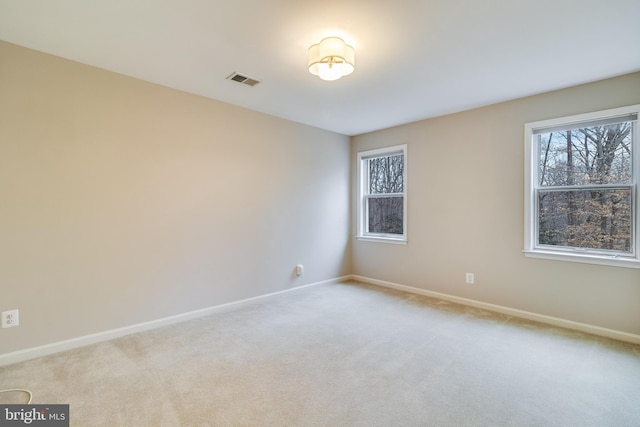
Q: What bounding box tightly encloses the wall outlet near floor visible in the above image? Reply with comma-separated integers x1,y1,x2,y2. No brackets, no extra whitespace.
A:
465,273,475,284
295,264,304,277
2,309,19,328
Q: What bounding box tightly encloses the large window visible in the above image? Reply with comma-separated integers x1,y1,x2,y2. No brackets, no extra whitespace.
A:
524,105,639,268
357,145,407,243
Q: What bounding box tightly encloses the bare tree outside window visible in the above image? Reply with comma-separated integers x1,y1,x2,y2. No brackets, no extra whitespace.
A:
367,154,404,234
536,121,633,253
358,145,407,242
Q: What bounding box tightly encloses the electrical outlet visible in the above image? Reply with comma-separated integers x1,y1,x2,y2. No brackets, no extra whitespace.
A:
2,309,19,328
295,264,304,277
465,273,475,284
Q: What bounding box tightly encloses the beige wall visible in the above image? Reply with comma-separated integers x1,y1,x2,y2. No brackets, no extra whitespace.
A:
0,41,351,353
352,72,640,335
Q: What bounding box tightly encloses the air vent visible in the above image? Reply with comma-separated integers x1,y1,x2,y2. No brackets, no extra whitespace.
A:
226,72,260,87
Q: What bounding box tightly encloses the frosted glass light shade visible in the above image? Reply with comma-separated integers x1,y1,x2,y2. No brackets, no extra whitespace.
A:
308,37,355,81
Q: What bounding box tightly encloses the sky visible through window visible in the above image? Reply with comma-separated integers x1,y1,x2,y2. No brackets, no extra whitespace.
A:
536,121,633,252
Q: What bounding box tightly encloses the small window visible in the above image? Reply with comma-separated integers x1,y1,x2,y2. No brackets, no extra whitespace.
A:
524,105,640,268
357,145,407,243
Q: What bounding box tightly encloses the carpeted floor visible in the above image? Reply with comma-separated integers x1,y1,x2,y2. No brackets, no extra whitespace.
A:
1,281,639,426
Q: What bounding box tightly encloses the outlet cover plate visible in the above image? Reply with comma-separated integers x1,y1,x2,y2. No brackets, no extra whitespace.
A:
2,309,19,328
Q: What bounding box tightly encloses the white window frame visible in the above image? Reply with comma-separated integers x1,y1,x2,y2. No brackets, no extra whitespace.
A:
524,104,640,269
356,144,407,244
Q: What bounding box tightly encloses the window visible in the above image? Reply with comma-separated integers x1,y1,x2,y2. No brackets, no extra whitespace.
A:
357,145,407,243
524,105,640,268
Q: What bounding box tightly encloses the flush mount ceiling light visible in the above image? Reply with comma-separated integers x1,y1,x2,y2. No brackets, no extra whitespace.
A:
308,37,355,81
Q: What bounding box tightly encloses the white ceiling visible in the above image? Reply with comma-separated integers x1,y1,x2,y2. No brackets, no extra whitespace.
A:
1,0,639,136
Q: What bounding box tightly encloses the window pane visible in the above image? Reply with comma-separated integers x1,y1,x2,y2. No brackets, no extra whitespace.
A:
368,154,404,194
538,189,631,252
538,122,633,186
368,197,404,234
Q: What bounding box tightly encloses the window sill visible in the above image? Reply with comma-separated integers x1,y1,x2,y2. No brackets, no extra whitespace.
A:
356,236,407,245
523,249,640,269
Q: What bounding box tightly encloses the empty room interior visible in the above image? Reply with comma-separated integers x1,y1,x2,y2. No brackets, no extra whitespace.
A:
1,1,640,426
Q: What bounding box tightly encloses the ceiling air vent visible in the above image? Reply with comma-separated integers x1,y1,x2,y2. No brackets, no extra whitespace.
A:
226,72,260,87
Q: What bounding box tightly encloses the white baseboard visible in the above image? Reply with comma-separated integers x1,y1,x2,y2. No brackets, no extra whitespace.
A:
0,276,349,367
4,274,637,366
350,275,640,345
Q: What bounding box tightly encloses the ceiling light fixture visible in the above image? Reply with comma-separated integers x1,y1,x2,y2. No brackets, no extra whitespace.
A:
308,37,355,81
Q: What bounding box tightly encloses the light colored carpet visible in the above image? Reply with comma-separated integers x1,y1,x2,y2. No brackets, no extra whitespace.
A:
1,281,639,426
